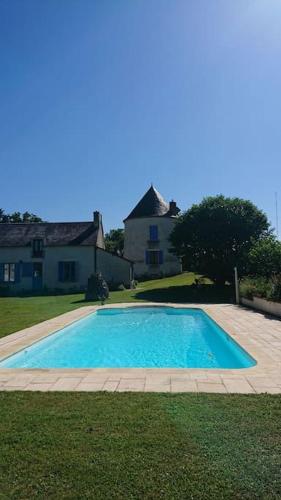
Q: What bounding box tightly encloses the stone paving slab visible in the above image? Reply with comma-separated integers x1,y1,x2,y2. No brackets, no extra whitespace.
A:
0,302,281,393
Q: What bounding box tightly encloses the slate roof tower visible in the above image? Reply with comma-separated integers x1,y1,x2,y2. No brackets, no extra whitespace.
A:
124,185,182,278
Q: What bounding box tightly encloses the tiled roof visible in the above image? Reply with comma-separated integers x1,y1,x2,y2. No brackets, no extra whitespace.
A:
0,222,100,247
124,186,171,220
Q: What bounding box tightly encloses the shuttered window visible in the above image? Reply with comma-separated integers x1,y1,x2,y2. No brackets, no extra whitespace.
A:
1,263,16,282
58,262,77,282
32,239,44,257
145,250,163,266
149,225,158,241
0,263,20,283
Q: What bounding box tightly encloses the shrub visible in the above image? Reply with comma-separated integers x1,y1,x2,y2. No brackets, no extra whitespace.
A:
194,276,206,287
248,236,281,277
268,275,281,302
240,275,281,302
240,277,262,300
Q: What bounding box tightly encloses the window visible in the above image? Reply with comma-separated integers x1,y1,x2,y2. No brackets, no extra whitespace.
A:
149,225,158,241
32,239,44,257
0,263,20,283
4,263,15,282
145,250,163,266
58,262,76,282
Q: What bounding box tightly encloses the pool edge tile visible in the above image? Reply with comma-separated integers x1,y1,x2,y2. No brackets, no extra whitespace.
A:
0,302,281,394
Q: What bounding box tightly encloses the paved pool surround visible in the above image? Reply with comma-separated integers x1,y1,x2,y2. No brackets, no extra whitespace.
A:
0,303,281,393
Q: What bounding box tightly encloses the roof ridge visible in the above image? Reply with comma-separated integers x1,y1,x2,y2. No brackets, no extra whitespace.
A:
0,221,93,226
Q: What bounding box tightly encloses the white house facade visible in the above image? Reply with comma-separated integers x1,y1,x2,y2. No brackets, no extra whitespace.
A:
0,211,133,294
124,186,182,278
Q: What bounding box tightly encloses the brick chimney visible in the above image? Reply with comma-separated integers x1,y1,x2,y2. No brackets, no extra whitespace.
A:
93,211,102,228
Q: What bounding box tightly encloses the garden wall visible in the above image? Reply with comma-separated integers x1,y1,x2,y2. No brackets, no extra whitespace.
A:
241,296,281,319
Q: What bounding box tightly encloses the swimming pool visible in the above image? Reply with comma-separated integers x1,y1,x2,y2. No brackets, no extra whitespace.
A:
0,307,256,369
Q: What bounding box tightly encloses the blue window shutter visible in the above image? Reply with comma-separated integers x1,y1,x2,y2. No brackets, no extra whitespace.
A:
71,262,76,282
73,262,77,282
159,251,163,265
145,251,149,265
0,264,4,282
58,262,64,282
149,225,158,241
14,263,21,283
22,262,33,278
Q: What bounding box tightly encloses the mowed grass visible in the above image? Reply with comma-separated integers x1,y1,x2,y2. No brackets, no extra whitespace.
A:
0,273,233,338
0,392,280,499
0,279,278,499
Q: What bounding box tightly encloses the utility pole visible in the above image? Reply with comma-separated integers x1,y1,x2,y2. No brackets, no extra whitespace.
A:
234,267,240,305
275,192,279,239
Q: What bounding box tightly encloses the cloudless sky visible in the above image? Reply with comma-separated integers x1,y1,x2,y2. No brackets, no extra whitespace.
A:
0,0,280,232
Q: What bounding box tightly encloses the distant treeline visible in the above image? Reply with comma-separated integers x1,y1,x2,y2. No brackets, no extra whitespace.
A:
0,209,43,223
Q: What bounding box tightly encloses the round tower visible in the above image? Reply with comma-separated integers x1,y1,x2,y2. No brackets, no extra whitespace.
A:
123,186,182,278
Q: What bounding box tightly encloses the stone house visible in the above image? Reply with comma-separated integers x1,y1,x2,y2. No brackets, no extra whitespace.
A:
0,211,133,294
124,186,182,278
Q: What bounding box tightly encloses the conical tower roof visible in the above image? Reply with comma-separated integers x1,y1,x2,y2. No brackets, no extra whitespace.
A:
124,185,170,221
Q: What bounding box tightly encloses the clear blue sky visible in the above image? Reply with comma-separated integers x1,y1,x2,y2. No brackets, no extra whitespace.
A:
1,0,280,232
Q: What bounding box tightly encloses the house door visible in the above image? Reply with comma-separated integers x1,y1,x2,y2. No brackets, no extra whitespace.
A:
32,263,43,290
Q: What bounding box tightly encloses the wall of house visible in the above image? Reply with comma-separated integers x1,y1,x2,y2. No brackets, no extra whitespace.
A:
124,217,182,278
96,248,133,286
44,246,94,291
0,245,132,293
0,247,35,292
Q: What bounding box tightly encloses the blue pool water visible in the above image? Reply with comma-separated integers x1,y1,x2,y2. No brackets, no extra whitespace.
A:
0,307,256,369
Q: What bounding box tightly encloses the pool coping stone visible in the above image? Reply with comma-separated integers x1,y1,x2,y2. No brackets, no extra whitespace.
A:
0,302,281,394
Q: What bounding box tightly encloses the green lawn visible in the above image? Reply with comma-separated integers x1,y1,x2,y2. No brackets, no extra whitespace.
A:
0,273,233,338
0,392,280,499
1,277,279,499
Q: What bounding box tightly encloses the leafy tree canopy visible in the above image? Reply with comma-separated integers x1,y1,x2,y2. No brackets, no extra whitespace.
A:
170,195,270,284
248,236,281,278
105,228,124,255
0,209,43,223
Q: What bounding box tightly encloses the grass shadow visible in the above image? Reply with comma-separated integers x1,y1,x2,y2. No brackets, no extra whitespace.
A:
72,298,97,304
134,284,234,304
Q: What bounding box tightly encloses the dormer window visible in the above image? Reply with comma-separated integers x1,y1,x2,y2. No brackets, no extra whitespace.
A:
32,239,44,258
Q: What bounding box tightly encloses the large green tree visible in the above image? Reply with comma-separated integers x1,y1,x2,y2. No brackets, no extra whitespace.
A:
0,209,43,223
248,236,281,278
170,195,270,284
105,228,124,255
